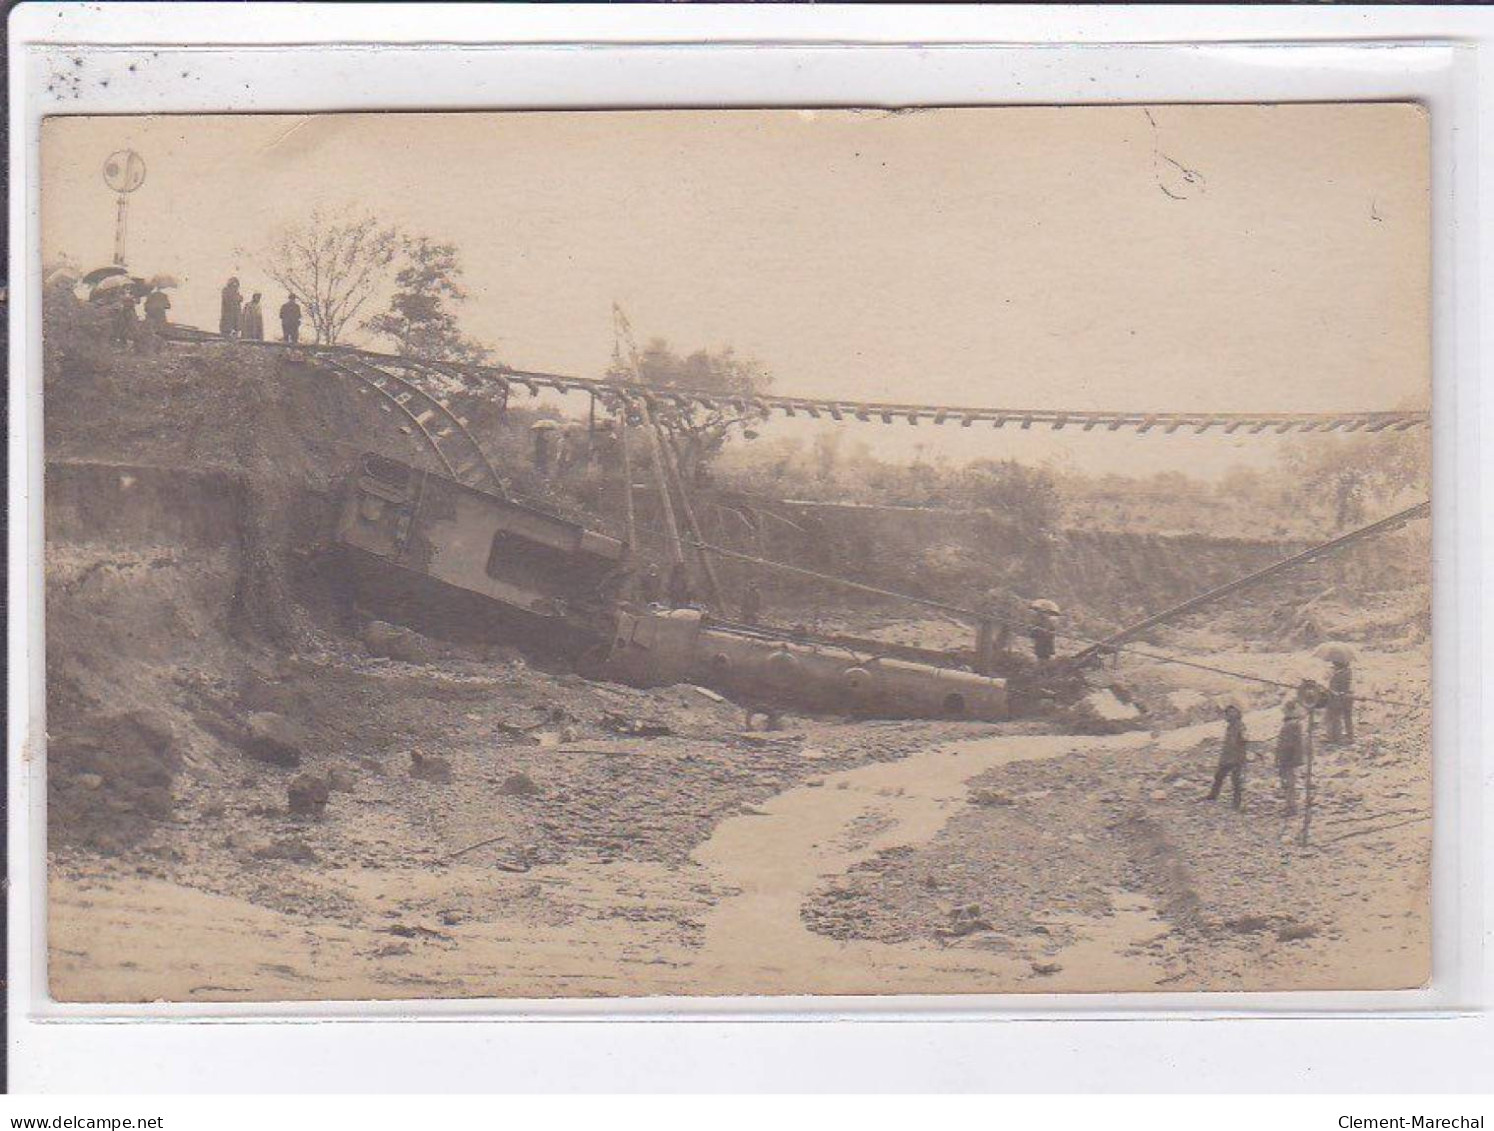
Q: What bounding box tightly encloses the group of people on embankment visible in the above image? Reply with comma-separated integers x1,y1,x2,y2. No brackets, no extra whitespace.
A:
220,277,302,343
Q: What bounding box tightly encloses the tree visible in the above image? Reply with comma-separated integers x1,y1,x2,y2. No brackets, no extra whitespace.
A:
365,237,491,365
261,211,401,345
953,459,1063,538
610,338,772,482
1281,431,1430,529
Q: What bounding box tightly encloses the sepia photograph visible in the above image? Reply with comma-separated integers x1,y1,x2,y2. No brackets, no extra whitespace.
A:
39,105,1431,1003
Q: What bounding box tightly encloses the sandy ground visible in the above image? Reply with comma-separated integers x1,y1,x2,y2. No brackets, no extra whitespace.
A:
49,638,1429,1001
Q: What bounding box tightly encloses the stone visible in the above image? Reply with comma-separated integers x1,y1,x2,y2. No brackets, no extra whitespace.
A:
410,751,452,783
243,711,306,768
286,773,330,817
499,772,539,797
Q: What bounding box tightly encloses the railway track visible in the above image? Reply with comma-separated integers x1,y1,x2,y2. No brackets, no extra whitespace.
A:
162,326,506,496
160,325,1430,437
315,353,507,497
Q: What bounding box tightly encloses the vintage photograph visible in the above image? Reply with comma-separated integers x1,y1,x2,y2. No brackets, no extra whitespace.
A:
40,106,1431,1002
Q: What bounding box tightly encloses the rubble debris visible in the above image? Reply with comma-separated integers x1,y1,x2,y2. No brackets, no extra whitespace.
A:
600,711,674,738
47,709,181,852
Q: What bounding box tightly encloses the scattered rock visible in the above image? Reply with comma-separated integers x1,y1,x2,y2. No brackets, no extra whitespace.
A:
254,837,318,863
600,711,673,738
499,771,540,797
1031,961,1063,976
410,751,452,783
1276,922,1318,942
243,711,306,768
970,788,1015,807
361,620,436,664
286,773,330,817
326,766,358,793
73,772,104,791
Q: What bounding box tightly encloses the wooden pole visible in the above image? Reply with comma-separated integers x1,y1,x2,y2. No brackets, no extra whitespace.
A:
616,402,637,553
1300,708,1317,846
637,400,685,568
660,430,725,610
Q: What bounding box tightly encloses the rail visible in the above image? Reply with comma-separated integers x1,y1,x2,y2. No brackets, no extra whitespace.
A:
159,325,1429,438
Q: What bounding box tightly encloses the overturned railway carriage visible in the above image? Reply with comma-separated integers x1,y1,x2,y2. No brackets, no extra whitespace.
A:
335,454,1008,720
336,453,626,648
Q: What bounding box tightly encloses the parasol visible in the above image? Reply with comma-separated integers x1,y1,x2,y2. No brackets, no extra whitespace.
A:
1314,642,1357,665
529,420,562,431
81,265,130,286
146,274,180,290
1216,694,1246,714
45,266,81,288
89,274,142,300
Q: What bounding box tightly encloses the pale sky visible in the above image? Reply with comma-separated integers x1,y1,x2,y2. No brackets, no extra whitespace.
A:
41,106,1430,476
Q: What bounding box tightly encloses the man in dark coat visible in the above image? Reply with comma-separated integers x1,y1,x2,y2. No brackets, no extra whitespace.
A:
1205,704,1248,810
1276,700,1306,815
279,294,302,344
219,277,242,337
1325,659,1354,743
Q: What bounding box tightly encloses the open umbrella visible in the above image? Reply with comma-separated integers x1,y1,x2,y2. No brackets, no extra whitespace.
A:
1216,694,1246,714
89,274,140,300
1314,642,1358,665
45,265,80,288
1029,599,1061,614
529,420,562,431
81,265,130,287
146,274,180,290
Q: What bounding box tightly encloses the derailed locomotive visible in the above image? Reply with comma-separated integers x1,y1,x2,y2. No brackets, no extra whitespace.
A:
335,453,1008,721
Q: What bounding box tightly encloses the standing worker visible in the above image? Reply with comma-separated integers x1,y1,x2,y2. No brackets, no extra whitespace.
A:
1028,599,1060,663
219,277,242,338
1325,657,1355,744
636,563,662,606
740,580,763,626
1276,700,1306,815
1204,702,1248,811
279,293,302,344
239,292,265,341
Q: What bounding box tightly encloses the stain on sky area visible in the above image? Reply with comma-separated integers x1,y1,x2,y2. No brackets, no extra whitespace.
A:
1144,108,1207,201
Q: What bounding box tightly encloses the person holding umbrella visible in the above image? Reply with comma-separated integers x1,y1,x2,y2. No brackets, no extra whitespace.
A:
143,288,171,327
